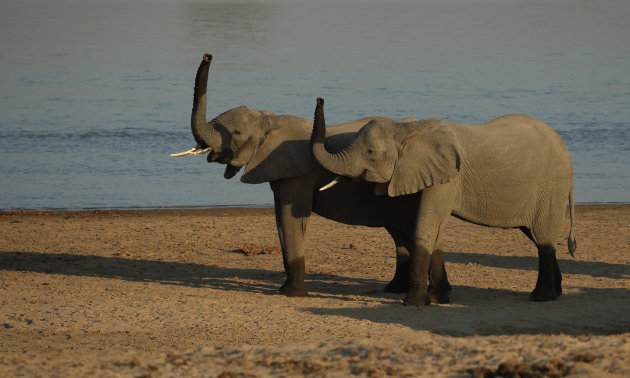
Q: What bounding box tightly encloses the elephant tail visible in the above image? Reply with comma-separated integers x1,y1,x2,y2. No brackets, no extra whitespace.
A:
567,188,577,257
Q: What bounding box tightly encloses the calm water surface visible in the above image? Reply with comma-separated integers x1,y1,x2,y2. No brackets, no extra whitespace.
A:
1,0,628,210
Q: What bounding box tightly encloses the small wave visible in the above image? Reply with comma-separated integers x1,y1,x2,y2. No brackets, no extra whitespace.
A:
1,128,186,141
558,123,628,151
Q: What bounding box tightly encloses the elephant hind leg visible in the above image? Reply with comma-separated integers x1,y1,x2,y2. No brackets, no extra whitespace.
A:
384,255,410,293
523,198,567,301
384,228,411,293
530,243,562,301
383,229,410,293
520,226,562,301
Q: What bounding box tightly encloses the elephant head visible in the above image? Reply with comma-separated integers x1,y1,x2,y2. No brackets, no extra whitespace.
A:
311,98,462,196
172,54,314,183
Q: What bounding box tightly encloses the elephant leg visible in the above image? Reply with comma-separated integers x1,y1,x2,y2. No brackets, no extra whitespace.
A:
553,252,562,297
384,228,451,300
427,246,452,304
270,178,313,297
384,228,411,293
405,243,432,306
405,186,454,306
524,198,565,301
531,244,562,301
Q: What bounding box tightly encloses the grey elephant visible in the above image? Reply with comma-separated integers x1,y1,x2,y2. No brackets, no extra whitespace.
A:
310,97,577,306
171,54,452,302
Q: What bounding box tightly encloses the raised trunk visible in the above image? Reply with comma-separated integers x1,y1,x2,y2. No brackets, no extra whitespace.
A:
310,98,363,177
191,54,215,146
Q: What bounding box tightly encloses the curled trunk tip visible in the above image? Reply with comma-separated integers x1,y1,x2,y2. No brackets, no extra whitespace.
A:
311,97,327,149
314,97,325,122
310,98,362,178
191,53,214,146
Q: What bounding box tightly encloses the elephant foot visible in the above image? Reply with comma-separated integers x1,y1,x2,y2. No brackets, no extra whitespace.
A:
427,280,452,304
279,280,308,297
428,289,450,304
403,295,431,306
403,288,431,306
530,287,559,302
384,278,409,293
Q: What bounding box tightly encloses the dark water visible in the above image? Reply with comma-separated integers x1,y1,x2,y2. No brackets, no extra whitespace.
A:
1,0,628,210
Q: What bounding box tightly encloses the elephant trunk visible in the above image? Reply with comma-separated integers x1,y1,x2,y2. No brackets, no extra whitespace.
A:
310,98,363,178
191,54,215,147
171,54,217,157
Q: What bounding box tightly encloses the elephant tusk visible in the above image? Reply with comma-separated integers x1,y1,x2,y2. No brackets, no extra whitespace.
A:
319,176,340,191
170,145,213,157
190,147,213,155
170,145,201,157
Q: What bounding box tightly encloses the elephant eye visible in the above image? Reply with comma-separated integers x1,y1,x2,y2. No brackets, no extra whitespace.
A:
367,149,374,155
232,130,241,136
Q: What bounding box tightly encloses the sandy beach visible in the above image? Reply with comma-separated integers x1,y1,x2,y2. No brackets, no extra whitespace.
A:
1,205,628,377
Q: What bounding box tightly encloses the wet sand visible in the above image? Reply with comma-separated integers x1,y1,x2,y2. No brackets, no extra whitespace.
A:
1,205,628,376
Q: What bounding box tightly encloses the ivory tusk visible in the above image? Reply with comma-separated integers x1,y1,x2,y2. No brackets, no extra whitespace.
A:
319,176,340,191
170,145,201,157
190,147,213,155
170,145,213,157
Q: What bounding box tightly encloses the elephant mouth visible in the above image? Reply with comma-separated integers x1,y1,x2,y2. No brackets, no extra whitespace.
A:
206,149,219,162
204,150,242,179
223,164,242,179
171,144,242,179
206,148,233,164
362,170,388,183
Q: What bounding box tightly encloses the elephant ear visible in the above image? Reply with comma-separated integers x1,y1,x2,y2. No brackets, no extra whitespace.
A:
240,118,314,184
388,120,461,196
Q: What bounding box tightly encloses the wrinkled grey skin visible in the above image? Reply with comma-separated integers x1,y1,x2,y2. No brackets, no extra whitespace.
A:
177,54,452,301
311,98,577,306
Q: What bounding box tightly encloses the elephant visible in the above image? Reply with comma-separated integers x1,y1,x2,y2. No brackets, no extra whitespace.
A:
310,97,577,306
171,54,453,302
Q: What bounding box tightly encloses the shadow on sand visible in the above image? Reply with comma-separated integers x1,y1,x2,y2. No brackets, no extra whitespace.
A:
0,251,384,302
445,251,629,279
303,284,630,337
1,250,628,336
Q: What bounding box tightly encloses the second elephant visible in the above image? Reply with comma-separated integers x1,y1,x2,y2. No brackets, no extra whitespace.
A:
311,98,577,306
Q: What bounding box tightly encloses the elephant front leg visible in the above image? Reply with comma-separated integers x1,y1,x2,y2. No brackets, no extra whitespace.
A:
278,254,307,297
427,249,452,304
405,186,454,306
405,244,451,305
271,181,312,297
404,243,432,306
384,230,451,301
275,206,309,297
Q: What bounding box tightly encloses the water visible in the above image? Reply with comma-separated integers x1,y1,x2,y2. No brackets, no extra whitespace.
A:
1,0,628,210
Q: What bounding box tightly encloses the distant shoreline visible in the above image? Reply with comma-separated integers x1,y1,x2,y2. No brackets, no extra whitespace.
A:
1,203,628,217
